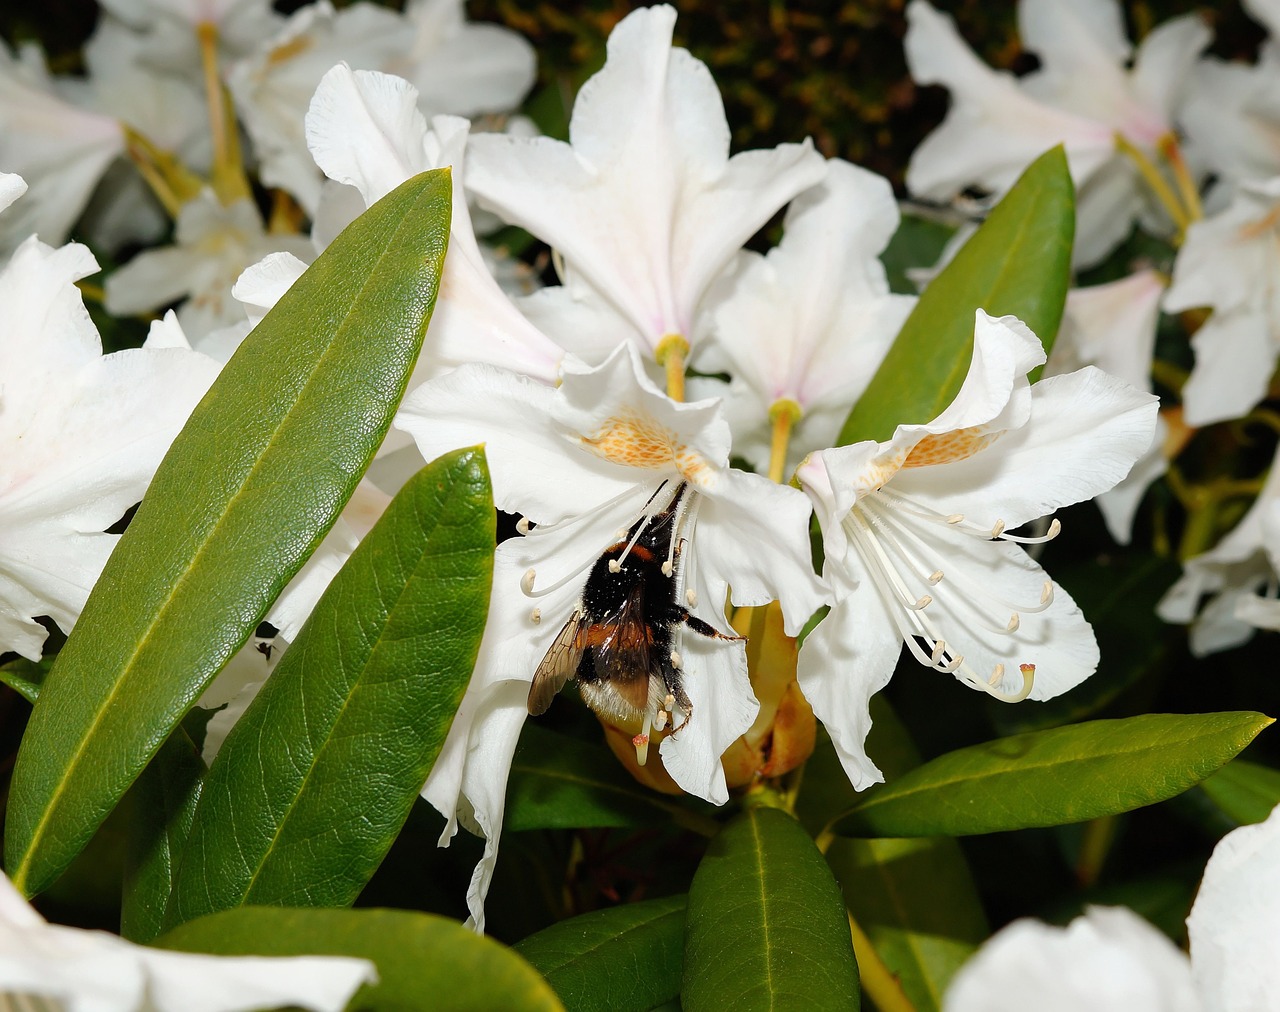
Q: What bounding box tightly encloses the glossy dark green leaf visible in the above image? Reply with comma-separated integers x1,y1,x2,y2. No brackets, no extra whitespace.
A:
167,448,493,924
155,906,563,1011
840,147,1073,444
5,169,452,897
516,895,685,1011
683,806,859,1011
0,656,49,705
1197,758,1280,827
507,725,716,835
879,213,957,296
121,729,205,943
833,712,1274,838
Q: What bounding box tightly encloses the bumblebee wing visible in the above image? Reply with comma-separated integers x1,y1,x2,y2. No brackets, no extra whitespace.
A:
528,611,587,715
590,584,655,713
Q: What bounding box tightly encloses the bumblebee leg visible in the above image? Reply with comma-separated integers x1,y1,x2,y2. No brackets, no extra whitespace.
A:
672,606,744,641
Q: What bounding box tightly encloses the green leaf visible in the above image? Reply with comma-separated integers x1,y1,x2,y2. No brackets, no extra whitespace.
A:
507,724,717,835
832,712,1275,838
840,147,1074,444
167,448,493,924
0,656,47,705
155,906,563,1011
516,895,686,1011
683,806,859,1011
5,169,452,897
879,213,957,296
799,703,987,1012
121,730,206,943
1197,758,1280,827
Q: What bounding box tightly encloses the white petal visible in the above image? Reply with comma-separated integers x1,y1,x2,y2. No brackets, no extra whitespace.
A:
894,366,1158,531
1188,803,1280,1011
796,567,900,791
658,630,755,806
0,172,26,216
231,250,308,326
1053,270,1164,390
1235,592,1280,631
693,468,828,636
1130,14,1213,126
1095,415,1167,545
1180,308,1276,427
396,363,633,524
945,906,1197,1012
1191,585,1266,657
903,1,1115,201
466,5,825,350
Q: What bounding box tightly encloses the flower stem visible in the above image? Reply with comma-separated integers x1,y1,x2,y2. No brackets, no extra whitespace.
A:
1159,134,1203,224
848,912,917,1012
767,399,803,484
1115,133,1189,238
197,21,251,205
655,333,689,402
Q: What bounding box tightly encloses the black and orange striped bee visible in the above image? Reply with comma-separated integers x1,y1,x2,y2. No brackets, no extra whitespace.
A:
526,482,735,756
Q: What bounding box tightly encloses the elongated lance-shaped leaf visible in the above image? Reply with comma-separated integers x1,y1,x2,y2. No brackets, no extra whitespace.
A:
832,712,1274,839
166,448,493,924
516,895,686,1012
1197,758,1280,828
683,806,860,1011
5,169,452,897
839,146,1073,445
156,906,563,1011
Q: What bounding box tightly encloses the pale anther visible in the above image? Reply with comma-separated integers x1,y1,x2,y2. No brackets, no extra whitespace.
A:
947,513,964,524
661,560,674,576
989,663,1005,685
686,589,698,607
663,692,675,709
670,650,682,669
1006,613,1020,633
1040,581,1054,605
911,594,933,610
608,559,623,573
654,710,669,731
930,640,947,664
990,520,1006,538
1046,519,1061,538
516,517,531,535
941,653,964,673
929,570,944,584
530,608,541,625
521,569,536,594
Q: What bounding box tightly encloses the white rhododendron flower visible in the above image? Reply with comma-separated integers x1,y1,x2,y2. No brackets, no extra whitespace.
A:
228,0,533,214
1051,270,1168,543
466,4,827,364
945,802,1280,1011
0,42,125,254
703,158,914,476
395,345,828,929
1164,176,1280,426
0,871,373,1012
796,311,1157,789
904,0,1209,266
0,214,219,660
105,192,314,338
98,0,283,67
304,63,563,385
1158,443,1280,655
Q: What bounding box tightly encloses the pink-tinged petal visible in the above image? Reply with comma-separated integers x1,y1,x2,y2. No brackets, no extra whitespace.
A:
904,1,1114,201
694,468,828,636
895,367,1158,531
1054,270,1164,390
1073,156,1149,269
1181,308,1276,427
1181,56,1280,188
945,907,1197,1012
466,4,825,351
1016,0,1135,123
0,44,124,253
395,362,635,524
1188,803,1280,1011
796,569,901,791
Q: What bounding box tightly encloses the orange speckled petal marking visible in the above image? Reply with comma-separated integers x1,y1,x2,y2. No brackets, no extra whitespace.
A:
583,411,713,482
903,426,1001,468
